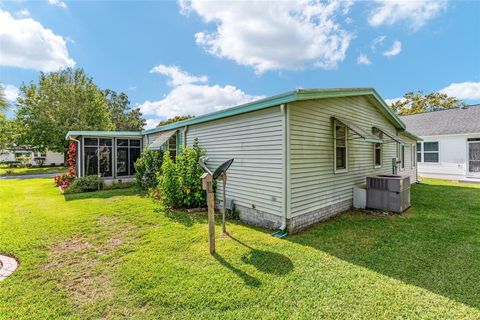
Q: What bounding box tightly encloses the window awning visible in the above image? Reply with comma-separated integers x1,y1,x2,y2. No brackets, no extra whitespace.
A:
147,129,177,150
333,117,383,144
373,126,407,145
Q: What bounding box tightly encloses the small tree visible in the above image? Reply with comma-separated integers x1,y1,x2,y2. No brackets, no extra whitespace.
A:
157,139,206,209
134,149,164,190
390,91,465,115
156,115,194,127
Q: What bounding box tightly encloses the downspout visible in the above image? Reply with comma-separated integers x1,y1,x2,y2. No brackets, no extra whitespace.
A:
68,137,81,177
273,104,288,237
183,126,188,148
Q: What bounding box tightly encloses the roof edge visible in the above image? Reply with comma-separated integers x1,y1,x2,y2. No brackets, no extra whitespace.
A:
66,131,143,139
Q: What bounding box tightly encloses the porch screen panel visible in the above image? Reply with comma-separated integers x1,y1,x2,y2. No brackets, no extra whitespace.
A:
84,147,98,176
129,147,141,175
116,139,129,177
99,138,113,177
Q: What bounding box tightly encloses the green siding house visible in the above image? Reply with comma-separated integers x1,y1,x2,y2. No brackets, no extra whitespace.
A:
66,88,420,232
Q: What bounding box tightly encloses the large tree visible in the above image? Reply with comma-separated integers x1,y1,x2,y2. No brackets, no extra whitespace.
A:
0,84,9,114
104,89,145,131
16,68,114,153
0,116,20,152
390,91,465,115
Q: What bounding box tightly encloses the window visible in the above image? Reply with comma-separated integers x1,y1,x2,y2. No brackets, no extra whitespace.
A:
373,128,383,168
116,138,141,176
417,142,422,163
334,124,347,172
168,133,177,159
397,144,405,171
417,141,439,163
84,138,113,177
423,142,439,163
411,144,416,168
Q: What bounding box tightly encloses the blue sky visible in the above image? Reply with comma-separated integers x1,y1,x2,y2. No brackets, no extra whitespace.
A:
1,0,479,128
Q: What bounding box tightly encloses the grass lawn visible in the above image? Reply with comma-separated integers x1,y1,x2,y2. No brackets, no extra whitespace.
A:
0,166,67,176
0,178,479,319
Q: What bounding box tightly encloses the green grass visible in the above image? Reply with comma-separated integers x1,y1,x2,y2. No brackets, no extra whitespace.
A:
0,177,479,319
0,166,67,176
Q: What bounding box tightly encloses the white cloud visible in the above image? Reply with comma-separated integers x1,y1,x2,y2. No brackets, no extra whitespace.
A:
47,0,67,9
181,0,353,74
139,65,263,122
16,9,30,18
357,53,371,65
368,0,447,31
371,35,386,52
383,41,402,57
3,84,19,102
440,82,480,100
0,10,75,72
144,119,159,130
150,65,208,86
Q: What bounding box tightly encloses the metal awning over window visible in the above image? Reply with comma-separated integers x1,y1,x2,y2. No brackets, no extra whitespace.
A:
147,129,177,150
333,117,383,144
373,126,407,145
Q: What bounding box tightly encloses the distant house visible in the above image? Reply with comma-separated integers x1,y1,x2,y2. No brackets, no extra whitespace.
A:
66,88,420,232
401,105,480,182
0,146,64,166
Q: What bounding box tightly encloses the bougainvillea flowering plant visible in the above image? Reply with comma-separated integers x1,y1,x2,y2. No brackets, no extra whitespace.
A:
54,142,77,189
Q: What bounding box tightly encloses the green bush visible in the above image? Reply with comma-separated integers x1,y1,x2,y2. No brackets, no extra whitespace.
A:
64,175,103,194
158,139,206,209
134,149,164,190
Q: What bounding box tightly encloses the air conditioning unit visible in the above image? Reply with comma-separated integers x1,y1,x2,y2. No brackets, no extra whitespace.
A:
366,175,410,213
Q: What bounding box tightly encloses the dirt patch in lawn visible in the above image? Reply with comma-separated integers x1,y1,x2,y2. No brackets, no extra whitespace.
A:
44,216,135,315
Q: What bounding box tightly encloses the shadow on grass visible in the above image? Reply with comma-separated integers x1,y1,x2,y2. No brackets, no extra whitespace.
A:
63,187,140,201
230,236,294,276
287,182,480,309
213,253,261,287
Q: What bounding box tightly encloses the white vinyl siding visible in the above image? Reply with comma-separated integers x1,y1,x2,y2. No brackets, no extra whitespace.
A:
185,107,284,216
289,96,417,217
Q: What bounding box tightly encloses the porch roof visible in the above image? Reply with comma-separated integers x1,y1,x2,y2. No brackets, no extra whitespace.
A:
66,131,143,139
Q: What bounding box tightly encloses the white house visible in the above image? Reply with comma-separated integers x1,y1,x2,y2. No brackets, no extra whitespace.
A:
400,105,480,182
67,88,420,232
0,147,64,166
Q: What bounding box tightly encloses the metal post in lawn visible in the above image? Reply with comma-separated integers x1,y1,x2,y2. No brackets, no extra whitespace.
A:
221,172,227,234
201,172,215,254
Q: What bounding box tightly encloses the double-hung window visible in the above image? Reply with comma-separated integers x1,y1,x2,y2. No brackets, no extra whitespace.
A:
416,141,439,163
334,123,347,172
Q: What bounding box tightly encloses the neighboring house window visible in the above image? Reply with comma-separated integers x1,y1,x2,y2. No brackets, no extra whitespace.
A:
116,138,142,176
373,128,383,168
417,141,439,163
334,123,347,172
411,144,416,168
423,142,439,163
417,142,422,163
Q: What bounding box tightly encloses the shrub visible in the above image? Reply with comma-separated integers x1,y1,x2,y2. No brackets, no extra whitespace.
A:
105,181,135,190
64,175,103,194
54,172,75,189
157,139,206,209
134,149,164,190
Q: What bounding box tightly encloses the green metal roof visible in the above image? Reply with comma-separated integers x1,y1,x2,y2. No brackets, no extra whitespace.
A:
143,88,406,135
66,131,143,139
66,88,409,140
